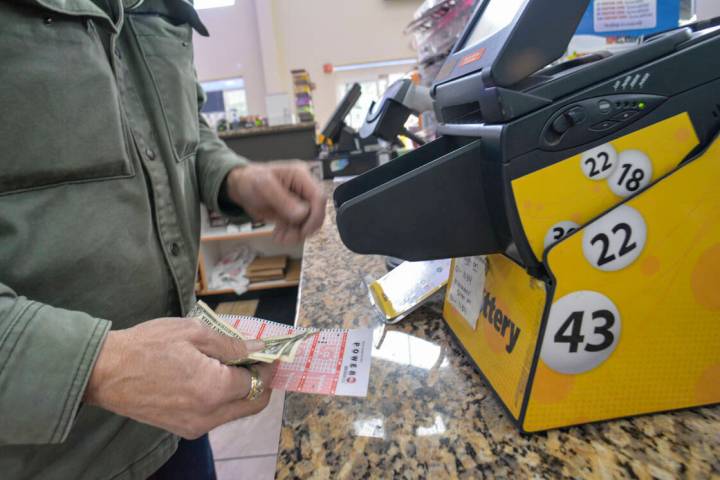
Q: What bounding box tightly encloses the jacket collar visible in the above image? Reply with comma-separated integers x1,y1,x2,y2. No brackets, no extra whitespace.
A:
126,0,208,36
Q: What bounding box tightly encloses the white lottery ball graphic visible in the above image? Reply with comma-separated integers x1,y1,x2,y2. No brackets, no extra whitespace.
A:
541,291,621,375
582,205,647,272
608,150,653,197
544,221,580,249
580,143,618,180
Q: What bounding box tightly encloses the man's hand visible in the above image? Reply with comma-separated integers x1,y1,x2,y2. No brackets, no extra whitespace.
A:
84,318,275,439
225,162,326,244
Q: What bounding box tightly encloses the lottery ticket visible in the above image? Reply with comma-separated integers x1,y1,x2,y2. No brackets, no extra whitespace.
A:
221,315,373,397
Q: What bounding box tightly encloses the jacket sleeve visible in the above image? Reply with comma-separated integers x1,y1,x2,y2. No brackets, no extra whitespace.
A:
194,81,251,219
0,283,110,445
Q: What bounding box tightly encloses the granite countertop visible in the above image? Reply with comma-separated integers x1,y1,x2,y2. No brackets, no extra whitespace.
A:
217,122,315,140
276,183,720,479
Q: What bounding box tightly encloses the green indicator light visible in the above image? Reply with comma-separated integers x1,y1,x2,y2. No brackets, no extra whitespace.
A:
638,101,647,110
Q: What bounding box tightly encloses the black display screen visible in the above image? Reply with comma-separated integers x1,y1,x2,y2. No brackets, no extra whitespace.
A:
461,0,527,50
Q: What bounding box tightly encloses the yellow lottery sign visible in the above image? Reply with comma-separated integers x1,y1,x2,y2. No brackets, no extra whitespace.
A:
512,113,699,261
443,115,719,432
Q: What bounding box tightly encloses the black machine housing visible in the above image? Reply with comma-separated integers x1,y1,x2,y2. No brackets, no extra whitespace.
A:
319,83,385,179
359,78,433,146
334,0,720,276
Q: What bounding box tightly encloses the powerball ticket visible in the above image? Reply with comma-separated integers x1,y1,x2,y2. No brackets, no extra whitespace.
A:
221,315,373,397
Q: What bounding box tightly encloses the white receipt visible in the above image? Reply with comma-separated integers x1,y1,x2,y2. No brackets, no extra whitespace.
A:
369,259,451,320
447,256,487,329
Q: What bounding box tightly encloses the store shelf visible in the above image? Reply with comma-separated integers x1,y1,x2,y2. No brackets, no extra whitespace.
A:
407,0,477,85
201,225,275,242
292,69,315,123
198,258,302,296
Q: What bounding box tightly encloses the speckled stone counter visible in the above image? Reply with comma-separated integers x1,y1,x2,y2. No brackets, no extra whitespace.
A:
276,184,720,479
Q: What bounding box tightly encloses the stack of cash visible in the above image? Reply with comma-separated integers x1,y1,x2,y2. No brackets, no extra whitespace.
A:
188,301,316,365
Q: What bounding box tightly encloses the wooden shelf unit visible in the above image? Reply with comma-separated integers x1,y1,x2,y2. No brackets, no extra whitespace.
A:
197,258,301,296
200,225,275,242
196,206,303,296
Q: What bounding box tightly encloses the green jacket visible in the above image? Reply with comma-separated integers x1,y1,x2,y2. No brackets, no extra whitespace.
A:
0,0,248,477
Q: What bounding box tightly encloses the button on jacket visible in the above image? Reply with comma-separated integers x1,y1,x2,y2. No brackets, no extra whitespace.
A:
0,0,247,477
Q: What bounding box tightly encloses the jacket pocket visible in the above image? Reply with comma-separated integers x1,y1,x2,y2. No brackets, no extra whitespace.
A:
0,4,134,196
130,14,200,163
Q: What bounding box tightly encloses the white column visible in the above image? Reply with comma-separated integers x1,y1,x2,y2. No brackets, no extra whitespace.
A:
253,0,289,95
253,0,294,124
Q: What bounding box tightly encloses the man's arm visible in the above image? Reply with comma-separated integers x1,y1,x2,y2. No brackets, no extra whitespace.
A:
0,280,274,444
193,82,326,243
194,83,249,219
0,283,110,445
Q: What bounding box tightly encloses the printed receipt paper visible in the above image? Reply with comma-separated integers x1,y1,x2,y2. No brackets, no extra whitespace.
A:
369,259,452,321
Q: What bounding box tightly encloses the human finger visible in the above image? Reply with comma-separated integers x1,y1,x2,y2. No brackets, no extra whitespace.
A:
260,173,310,225
190,323,264,364
211,363,276,422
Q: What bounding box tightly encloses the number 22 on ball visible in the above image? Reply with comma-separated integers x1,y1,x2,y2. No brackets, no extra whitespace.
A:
583,205,647,272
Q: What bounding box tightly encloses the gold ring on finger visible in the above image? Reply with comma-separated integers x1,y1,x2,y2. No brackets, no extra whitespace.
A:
244,366,264,401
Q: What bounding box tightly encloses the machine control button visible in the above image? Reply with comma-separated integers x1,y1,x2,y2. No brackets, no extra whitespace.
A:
597,100,613,114
590,120,619,132
611,110,639,121
551,106,588,135
566,106,587,124
552,114,573,134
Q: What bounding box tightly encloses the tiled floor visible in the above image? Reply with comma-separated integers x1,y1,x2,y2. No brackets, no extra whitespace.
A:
215,456,279,480
210,390,285,480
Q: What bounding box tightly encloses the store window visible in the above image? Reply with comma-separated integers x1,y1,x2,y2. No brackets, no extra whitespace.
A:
200,77,248,129
680,0,696,22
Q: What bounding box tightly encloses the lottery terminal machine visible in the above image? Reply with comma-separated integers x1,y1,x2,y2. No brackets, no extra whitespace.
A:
334,0,720,431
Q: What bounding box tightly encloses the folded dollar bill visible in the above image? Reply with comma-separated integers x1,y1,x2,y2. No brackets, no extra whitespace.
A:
228,330,316,366
189,300,246,340
189,301,317,365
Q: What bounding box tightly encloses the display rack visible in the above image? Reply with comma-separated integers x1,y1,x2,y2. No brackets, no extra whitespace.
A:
406,0,477,86
291,69,316,123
